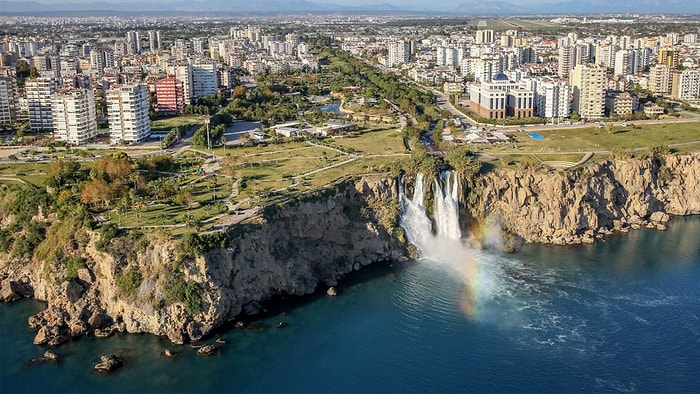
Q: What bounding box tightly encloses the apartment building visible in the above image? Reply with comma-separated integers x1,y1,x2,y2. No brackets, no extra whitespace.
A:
107,84,151,144
0,77,19,124
671,69,700,100
155,76,185,115
191,60,218,98
52,88,97,145
388,40,410,67
26,78,55,131
570,64,605,119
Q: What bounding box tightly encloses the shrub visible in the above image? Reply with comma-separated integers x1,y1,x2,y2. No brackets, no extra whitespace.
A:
162,272,203,315
116,266,142,297
62,256,86,282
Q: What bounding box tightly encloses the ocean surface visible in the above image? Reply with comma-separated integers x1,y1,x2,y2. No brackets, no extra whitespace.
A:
1,216,700,393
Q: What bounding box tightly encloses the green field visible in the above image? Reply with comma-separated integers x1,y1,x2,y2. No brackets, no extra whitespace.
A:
151,115,205,132
477,122,700,156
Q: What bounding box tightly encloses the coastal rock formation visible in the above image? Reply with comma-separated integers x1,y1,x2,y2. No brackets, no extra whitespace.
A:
0,177,405,345
2,154,699,345
474,153,700,245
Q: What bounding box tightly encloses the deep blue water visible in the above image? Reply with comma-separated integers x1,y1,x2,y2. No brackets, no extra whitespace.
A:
1,217,700,393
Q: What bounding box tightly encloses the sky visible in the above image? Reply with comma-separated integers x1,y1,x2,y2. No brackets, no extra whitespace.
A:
21,0,546,4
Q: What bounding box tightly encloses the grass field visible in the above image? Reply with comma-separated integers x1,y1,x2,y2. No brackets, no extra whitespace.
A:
477,122,700,156
151,115,205,131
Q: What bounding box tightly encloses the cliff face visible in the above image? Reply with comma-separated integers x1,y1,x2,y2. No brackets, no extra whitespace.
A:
0,177,405,345
475,153,700,245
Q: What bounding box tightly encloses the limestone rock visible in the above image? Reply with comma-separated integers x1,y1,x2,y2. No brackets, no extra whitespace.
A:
650,211,670,223
197,345,217,356
326,287,338,296
93,354,123,373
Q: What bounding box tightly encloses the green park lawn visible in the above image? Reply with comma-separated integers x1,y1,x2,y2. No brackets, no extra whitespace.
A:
478,122,700,155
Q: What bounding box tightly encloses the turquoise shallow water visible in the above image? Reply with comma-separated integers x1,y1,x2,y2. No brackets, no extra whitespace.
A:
1,217,700,393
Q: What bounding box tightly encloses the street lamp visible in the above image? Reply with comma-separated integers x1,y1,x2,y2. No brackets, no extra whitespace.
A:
205,117,211,151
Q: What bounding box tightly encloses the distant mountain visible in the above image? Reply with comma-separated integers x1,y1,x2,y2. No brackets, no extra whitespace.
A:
0,0,698,15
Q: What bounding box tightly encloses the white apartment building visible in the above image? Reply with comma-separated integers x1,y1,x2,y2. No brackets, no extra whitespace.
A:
170,63,194,104
0,77,19,124
672,70,700,100
475,29,494,44
534,80,571,120
52,88,97,145
648,64,673,95
570,64,605,119
148,30,161,52
107,84,151,144
26,78,55,131
191,61,218,98
388,40,410,67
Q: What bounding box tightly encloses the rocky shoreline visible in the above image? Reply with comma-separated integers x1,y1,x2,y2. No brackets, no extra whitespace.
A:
1,153,700,347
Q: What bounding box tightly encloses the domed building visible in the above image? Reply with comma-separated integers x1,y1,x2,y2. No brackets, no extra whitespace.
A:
468,72,534,120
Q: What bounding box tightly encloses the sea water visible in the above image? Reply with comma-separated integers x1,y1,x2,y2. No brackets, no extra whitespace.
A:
1,216,700,393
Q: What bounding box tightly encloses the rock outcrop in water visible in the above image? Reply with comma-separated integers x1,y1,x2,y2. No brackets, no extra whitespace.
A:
474,153,700,246
0,177,405,345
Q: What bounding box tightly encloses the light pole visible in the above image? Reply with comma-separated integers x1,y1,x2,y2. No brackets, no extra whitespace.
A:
205,117,211,151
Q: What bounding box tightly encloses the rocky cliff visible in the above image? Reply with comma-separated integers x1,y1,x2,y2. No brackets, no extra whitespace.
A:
474,153,700,246
0,177,406,345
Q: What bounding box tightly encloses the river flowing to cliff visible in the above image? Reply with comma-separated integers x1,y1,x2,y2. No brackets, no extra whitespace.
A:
2,190,700,391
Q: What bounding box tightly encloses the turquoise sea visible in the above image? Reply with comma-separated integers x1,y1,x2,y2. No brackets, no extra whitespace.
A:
1,217,700,393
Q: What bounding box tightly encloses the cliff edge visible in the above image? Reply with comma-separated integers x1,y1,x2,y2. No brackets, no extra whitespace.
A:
475,153,700,245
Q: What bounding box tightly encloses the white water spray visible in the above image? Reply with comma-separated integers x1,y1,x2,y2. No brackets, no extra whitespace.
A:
433,171,461,241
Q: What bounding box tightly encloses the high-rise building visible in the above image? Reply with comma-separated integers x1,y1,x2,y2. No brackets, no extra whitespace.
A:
107,84,151,144
558,46,573,78
26,78,55,131
155,76,185,116
570,64,605,119
191,61,218,98
648,64,673,95
126,31,140,54
52,88,97,145
535,80,571,120
671,70,700,100
388,40,410,67
614,50,631,76
148,30,161,53
475,29,494,44
0,77,19,124
657,48,679,68
170,63,193,104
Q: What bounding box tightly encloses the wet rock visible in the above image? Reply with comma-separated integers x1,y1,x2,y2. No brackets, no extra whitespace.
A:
650,211,670,223
93,354,123,373
44,351,58,361
277,322,287,329
326,287,338,297
68,319,87,337
163,349,176,358
196,345,217,356
25,351,58,366
246,322,265,331
33,327,49,345
94,327,113,338
47,335,68,347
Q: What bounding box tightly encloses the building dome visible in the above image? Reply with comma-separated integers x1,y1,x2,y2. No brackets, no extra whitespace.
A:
493,73,509,81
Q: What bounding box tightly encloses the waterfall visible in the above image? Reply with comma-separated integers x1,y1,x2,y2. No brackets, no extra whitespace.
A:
400,171,462,253
433,171,461,241
399,173,434,247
